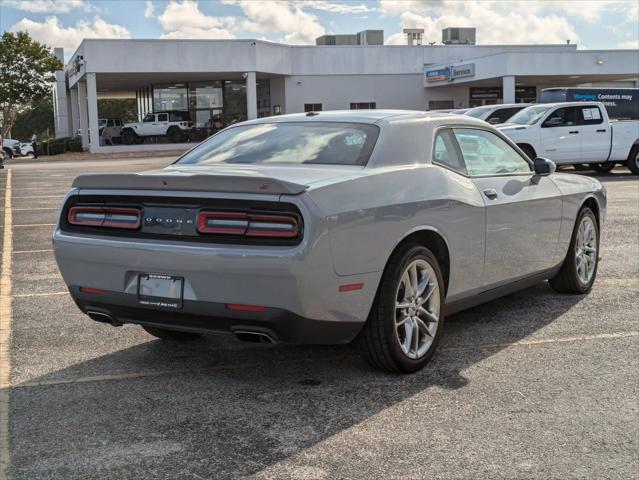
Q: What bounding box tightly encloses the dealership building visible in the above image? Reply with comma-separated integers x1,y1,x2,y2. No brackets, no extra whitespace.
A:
52,30,639,152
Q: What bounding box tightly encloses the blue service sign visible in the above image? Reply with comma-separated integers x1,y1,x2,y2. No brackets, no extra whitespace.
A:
425,67,450,81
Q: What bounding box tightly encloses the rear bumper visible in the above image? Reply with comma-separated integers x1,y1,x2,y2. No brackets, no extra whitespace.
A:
71,287,363,344
53,220,381,343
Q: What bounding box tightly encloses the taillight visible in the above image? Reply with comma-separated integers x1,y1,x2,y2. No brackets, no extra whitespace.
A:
197,211,300,238
68,206,141,229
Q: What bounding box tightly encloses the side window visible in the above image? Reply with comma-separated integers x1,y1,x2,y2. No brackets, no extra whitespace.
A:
433,129,466,174
115,119,121,126
542,107,578,128
578,106,603,125
107,120,114,127
487,107,520,124
143,114,155,123
157,113,169,122
452,128,531,176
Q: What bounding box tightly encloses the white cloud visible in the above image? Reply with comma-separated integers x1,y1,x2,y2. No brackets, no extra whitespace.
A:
301,0,373,14
617,40,639,48
158,0,325,44
232,0,325,44
380,0,580,46
157,0,236,39
4,0,91,13
10,16,130,55
144,1,155,18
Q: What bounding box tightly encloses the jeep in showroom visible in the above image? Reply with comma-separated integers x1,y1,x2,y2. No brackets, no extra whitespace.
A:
121,111,194,144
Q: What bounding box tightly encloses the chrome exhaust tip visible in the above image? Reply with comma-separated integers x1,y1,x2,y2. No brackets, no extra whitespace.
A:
86,310,122,327
234,330,275,344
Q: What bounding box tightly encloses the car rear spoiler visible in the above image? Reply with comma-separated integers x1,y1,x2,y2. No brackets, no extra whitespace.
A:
72,173,309,195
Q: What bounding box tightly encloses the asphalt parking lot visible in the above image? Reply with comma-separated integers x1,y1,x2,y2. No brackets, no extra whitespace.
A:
0,158,637,479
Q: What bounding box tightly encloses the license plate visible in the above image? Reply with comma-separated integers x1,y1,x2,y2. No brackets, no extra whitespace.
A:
138,273,183,309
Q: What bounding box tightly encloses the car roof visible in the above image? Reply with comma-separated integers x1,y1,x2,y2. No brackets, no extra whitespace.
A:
241,109,471,126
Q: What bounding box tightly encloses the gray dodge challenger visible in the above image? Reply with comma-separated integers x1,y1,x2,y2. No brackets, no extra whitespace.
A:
53,110,606,372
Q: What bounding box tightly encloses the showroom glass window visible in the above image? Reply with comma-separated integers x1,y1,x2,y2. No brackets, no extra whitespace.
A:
189,81,223,129
153,84,188,111
223,80,248,124
452,128,531,176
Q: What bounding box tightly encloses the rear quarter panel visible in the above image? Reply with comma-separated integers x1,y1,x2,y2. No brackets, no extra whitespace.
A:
550,173,607,255
307,165,487,299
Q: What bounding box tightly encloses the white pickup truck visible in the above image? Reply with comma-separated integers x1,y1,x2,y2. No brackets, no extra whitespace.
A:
497,101,639,174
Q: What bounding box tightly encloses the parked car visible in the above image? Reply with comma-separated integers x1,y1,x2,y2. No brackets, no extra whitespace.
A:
464,103,532,124
19,142,35,156
120,111,193,144
3,139,21,158
53,110,606,373
451,108,470,115
98,118,123,141
498,101,639,174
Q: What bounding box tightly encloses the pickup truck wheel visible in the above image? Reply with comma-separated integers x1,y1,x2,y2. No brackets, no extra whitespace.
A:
627,145,639,175
167,127,182,143
142,325,203,341
121,129,136,145
549,207,599,294
593,162,615,173
357,245,445,373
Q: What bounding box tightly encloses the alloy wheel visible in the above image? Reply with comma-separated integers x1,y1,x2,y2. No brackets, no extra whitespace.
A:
394,259,440,360
575,216,597,285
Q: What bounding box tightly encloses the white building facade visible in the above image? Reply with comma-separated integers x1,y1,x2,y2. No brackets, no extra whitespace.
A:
54,38,639,152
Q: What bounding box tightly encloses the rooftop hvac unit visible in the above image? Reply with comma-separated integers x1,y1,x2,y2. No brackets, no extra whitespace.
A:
442,28,476,45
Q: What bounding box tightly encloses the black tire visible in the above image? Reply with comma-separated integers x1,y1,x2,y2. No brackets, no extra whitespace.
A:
357,244,445,373
167,127,182,143
627,145,639,175
573,164,591,171
518,144,536,160
121,129,136,145
592,162,615,173
142,325,203,341
549,207,599,294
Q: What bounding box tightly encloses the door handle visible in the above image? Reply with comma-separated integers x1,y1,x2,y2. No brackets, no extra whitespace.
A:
596,129,606,132
483,189,498,199
569,130,579,134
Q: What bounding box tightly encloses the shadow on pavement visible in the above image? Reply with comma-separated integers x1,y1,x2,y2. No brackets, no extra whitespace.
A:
9,282,584,479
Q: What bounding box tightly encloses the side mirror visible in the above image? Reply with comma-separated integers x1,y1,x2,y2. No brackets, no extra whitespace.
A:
488,118,500,124
533,157,556,176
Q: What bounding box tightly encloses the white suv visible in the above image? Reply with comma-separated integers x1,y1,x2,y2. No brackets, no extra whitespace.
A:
121,112,193,144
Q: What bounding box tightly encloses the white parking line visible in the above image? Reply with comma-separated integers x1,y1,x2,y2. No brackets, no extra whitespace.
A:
0,169,13,478
13,249,53,254
13,291,68,298
11,195,64,199
12,208,58,212
12,224,55,228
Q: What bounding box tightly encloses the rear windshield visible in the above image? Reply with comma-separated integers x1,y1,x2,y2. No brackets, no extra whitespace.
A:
176,122,379,166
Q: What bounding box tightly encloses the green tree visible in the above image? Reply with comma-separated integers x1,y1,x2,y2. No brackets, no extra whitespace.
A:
11,96,54,141
0,31,61,141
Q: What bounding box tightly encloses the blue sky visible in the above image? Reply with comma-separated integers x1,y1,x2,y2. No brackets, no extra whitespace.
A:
2,0,638,58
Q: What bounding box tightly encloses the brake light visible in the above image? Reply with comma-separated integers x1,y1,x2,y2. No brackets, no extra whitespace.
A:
68,206,141,229
197,211,300,238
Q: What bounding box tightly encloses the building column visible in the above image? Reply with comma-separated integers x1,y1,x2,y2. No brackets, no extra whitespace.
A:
246,71,257,120
53,48,70,138
77,81,89,150
502,75,516,103
69,87,80,136
86,72,100,152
